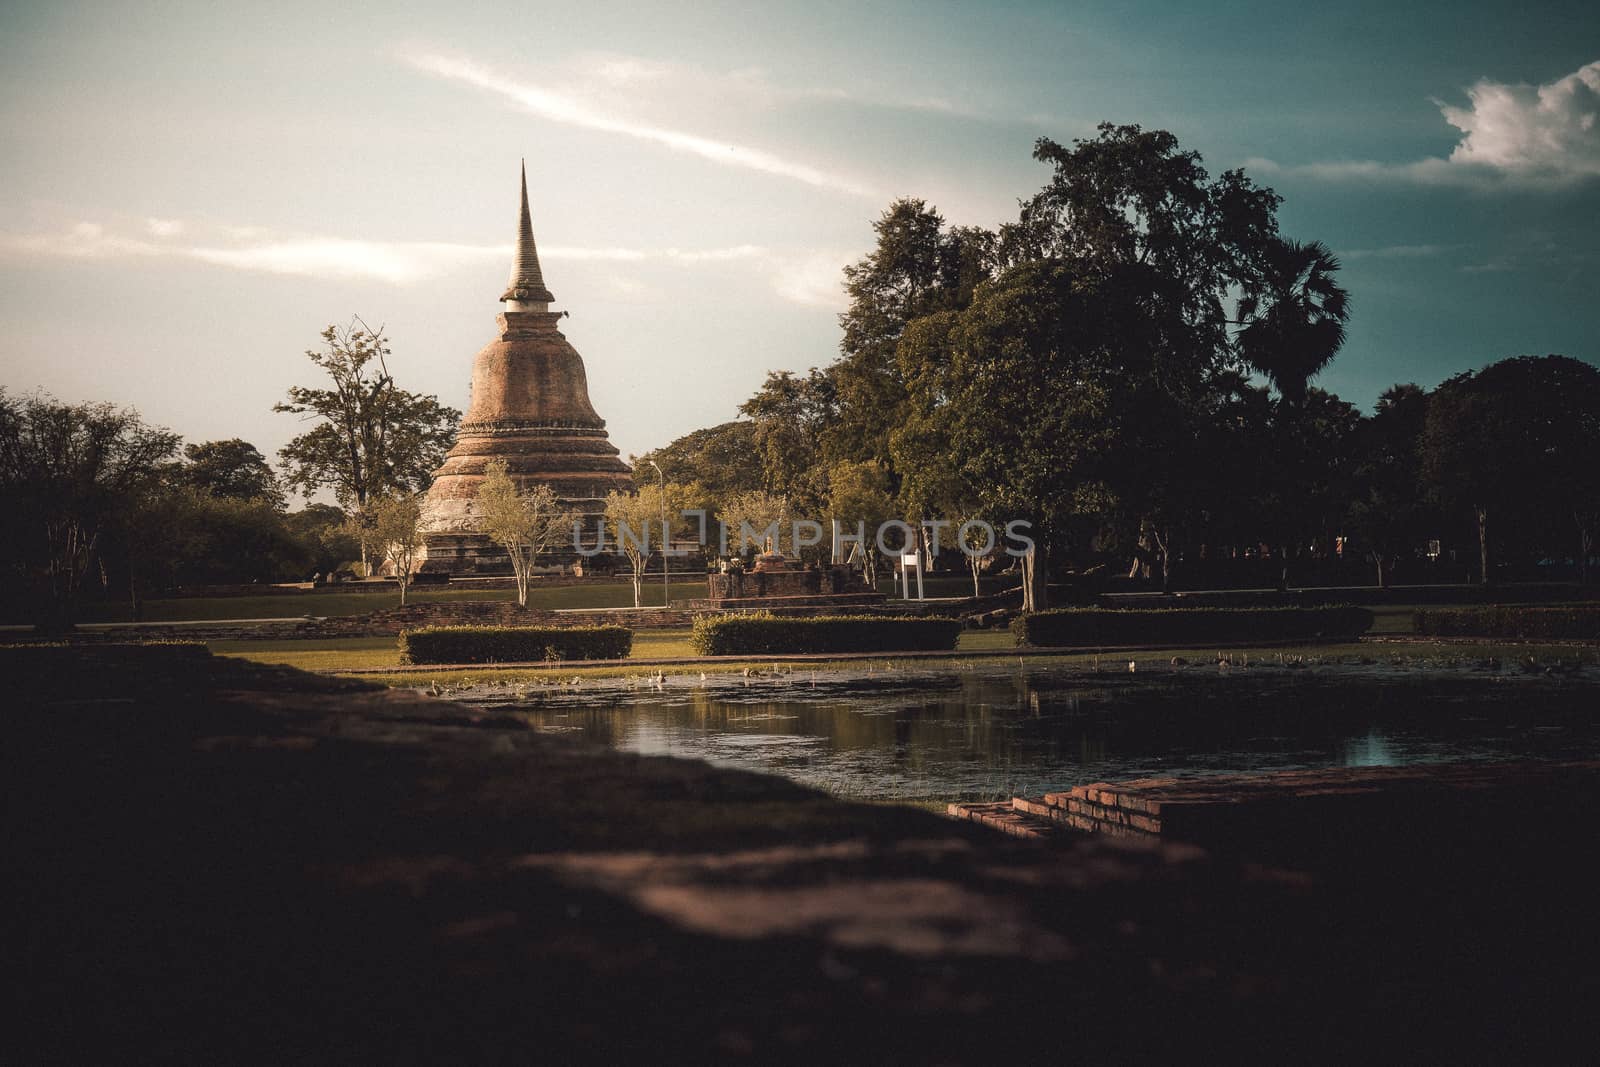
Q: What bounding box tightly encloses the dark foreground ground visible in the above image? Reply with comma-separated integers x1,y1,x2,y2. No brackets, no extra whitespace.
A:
8,645,1599,1063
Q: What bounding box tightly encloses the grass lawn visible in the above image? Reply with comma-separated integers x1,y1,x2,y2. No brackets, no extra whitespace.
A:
69,579,711,624
211,627,1014,672
209,621,1598,690
1367,604,1422,635
210,636,404,670
341,639,1597,688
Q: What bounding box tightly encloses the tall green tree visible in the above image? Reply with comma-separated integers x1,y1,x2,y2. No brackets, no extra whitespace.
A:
988,126,1286,594
0,391,180,629
631,421,763,499
275,319,460,518
605,483,699,607
369,492,426,605
180,438,285,508
1236,238,1351,405
716,489,791,559
736,368,837,509
1002,125,1281,294
833,199,994,471
145,491,309,587
824,460,895,580
896,262,1118,611
476,459,575,607
1261,388,1363,586
1346,384,1431,588
1423,355,1600,584
283,504,361,578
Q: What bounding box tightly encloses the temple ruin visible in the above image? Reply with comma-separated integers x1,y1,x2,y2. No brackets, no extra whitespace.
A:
417,163,634,574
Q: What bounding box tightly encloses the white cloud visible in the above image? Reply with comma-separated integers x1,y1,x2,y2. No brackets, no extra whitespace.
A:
146,217,184,238
186,239,499,284
1440,60,1600,179
402,51,880,198
663,244,767,263
5,221,504,283
1248,59,1600,189
540,243,766,264
8,221,166,259
767,250,853,310
564,49,1009,124
1339,244,1450,260
2,219,839,305
1461,260,1516,275
1245,155,1463,185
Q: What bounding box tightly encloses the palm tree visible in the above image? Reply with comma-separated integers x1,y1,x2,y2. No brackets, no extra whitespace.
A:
1237,239,1350,405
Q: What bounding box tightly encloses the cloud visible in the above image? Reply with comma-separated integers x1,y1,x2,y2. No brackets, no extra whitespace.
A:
1248,59,1600,189
1339,244,1451,260
187,239,499,283
767,250,853,310
1245,154,1468,186
146,217,184,237
4,221,502,283
564,49,1017,125
1440,60,1600,179
2,219,839,305
1461,260,1516,275
402,51,880,198
7,221,168,259
540,243,766,264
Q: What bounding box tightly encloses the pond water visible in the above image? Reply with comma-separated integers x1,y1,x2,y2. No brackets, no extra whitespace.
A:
457,664,1600,801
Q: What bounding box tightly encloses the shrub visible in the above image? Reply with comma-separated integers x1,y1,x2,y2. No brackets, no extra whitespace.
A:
690,613,963,656
1413,605,1600,641
1010,606,1373,647
399,625,633,664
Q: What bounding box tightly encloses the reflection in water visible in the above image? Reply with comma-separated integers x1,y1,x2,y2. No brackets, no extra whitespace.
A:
1342,731,1399,767
467,668,1600,801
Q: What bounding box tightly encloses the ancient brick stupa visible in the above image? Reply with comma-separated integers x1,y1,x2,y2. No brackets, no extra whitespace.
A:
418,163,633,574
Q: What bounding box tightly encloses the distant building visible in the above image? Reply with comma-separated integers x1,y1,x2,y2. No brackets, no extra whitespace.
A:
417,163,633,574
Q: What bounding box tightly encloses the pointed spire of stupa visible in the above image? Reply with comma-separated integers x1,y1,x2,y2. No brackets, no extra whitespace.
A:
501,159,555,309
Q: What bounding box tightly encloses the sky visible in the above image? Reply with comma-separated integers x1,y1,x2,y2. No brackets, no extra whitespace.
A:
2,0,1597,475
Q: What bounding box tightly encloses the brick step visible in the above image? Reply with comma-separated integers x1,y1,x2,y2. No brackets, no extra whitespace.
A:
1034,761,1600,857
946,801,1069,842
1010,796,1053,818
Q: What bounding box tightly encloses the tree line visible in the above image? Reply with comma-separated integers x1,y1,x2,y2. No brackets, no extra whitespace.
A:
5,126,1596,626
633,125,1600,608
0,320,461,628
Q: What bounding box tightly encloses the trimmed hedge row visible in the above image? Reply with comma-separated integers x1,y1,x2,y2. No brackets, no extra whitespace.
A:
1413,605,1600,641
690,614,963,656
1010,606,1374,647
399,625,633,664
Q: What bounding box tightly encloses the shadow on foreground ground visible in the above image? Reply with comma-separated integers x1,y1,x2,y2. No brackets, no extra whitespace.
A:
7,645,1597,1063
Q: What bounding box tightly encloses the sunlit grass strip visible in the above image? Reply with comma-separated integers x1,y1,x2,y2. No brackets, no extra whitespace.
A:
690,614,964,655
211,630,704,669
1012,605,1374,647
209,628,1014,672
210,636,402,669
335,640,1598,690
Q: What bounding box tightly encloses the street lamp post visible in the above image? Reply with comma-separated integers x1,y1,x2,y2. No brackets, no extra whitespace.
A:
648,460,668,609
